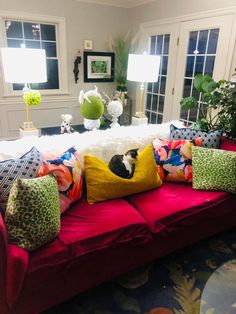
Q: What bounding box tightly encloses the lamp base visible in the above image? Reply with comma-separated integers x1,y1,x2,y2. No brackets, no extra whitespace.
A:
20,121,40,138
132,115,148,126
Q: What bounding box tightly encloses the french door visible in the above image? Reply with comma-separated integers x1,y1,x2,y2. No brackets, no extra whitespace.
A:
143,13,235,124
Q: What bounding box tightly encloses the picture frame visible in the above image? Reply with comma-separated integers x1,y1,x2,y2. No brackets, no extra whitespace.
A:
83,39,93,50
83,51,115,82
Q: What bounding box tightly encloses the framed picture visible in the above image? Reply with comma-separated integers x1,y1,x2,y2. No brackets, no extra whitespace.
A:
83,51,115,82
83,39,93,50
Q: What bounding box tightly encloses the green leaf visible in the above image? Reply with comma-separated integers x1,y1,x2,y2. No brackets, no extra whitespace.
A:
194,74,213,92
180,96,197,109
114,290,141,313
194,74,204,91
201,77,214,93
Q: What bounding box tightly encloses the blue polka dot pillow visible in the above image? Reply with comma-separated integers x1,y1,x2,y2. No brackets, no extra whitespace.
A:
170,124,222,148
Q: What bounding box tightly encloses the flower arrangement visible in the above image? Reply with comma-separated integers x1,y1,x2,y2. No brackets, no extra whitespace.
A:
180,74,236,140
22,89,42,129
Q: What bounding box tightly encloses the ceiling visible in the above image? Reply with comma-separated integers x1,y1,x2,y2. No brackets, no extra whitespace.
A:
76,0,156,8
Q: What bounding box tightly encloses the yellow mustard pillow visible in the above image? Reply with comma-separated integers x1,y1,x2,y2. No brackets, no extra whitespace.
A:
84,144,162,204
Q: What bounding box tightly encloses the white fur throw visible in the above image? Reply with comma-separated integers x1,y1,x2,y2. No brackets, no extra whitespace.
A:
0,121,183,164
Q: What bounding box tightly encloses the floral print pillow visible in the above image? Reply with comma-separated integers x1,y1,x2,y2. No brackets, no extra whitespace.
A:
39,147,83,214
153,138,203,183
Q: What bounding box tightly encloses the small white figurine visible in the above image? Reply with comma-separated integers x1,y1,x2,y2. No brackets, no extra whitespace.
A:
78,85,104,104
107,100,123,128
61,114,74,134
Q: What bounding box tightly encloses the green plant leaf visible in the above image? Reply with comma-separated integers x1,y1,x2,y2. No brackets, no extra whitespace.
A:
180,97,197,109
201,77,214,93
193,74,204,91
114,290,141,313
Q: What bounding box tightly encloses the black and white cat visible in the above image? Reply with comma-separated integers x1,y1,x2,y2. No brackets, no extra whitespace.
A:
108,148,139,179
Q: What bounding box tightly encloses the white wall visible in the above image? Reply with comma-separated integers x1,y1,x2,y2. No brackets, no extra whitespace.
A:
0,0,130,139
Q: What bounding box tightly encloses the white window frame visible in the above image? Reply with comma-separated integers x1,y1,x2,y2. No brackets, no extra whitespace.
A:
0,11,68,97
139,6,236,123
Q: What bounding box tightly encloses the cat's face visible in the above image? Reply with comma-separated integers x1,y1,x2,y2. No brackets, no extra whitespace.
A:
125,148,139,160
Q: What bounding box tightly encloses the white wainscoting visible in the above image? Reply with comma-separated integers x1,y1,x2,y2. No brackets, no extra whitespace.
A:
0,96,82,140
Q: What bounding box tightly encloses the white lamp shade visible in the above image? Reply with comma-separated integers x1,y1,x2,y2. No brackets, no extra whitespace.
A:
1,47,47,83
127,53,161,83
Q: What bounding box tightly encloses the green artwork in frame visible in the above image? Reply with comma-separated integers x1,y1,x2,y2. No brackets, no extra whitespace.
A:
84,51,115,82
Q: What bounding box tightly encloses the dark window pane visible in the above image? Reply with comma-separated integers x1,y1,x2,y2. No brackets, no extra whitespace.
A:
189,107,198,122
158,96,164,113
13,83,24,91
152,95,158,112
162,56,168,75
32,59,59,90
183,79,192,98
198,103,208,119
146,111,151,123
7,39,24,48
151,112,157,124
5,20,23,38
188,31,197,54
25,40,40,49
163,34,170,54
150,36,156,54
180,107,188,120
157,114,163,124
41,24,56,41
23,22,40,40
42,41,57,57
147,83,153,93
205,56,215,75
192,86,200,100
207,29,219,54
197,30,208,54
160,77,166,94
153,81,159,94
146,94,152,110
185,56,194,77
195,56,204,75
156,35,163,54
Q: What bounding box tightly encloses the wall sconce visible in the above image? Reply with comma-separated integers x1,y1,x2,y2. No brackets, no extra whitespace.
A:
73,51,82,84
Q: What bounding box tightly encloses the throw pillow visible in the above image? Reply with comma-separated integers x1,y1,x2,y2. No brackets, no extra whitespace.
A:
170,124,222,148
38,147,83,214
4,175,60,251
192,146,236,194
0,147,43,215
84,144,162,204
153,138,203,183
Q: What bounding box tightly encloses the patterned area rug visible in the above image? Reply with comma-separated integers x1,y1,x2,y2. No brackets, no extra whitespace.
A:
44,228,236,314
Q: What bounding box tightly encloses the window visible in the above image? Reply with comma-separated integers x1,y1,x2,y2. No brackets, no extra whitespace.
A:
180,29,219,125
146,34,170,124
143,12,234,124
0,12,68,95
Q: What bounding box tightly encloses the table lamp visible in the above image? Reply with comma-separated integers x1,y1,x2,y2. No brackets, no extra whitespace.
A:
1,46,47,137
127,53,160,125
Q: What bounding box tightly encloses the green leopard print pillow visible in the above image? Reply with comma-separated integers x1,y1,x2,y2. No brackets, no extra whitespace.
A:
192,146,236,194
5,175,60,251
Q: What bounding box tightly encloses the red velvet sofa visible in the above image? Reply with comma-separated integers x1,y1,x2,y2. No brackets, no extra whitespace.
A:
0,137,236,314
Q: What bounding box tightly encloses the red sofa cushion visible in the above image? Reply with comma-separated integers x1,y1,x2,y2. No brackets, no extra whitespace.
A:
29,197,151,273
220,136,236,151
127,182,234,233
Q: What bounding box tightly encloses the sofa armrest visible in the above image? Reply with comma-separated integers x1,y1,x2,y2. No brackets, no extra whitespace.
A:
0,214,7,305
220,136,236,151
6,244,29,307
